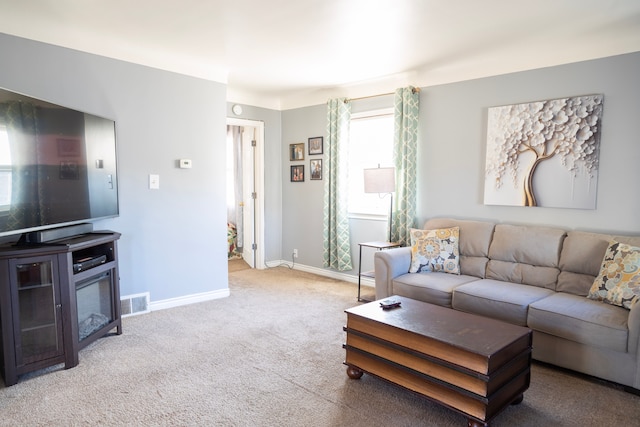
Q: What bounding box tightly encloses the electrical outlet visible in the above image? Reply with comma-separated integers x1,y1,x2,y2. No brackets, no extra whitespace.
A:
293,249,298,258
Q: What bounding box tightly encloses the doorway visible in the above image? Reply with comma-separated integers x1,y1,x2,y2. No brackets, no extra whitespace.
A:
226,118,265,269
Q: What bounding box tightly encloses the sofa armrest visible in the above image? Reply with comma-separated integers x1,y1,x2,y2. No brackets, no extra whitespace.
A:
629,302,640,355
374,247,412,299
627,303,640,390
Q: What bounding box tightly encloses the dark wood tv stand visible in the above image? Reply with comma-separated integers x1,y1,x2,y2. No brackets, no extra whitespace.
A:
0,231,122,386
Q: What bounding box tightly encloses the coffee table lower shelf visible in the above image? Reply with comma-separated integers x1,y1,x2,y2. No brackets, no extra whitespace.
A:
343,346,529,426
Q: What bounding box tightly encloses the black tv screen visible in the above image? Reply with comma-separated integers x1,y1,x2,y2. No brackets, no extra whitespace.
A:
0,87,118,239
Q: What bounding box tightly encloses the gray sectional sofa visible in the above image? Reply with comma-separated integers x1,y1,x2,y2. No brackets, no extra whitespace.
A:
374,217,640,391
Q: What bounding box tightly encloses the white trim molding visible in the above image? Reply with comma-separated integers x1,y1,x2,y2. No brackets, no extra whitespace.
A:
275,260,375,288
149,288,230,312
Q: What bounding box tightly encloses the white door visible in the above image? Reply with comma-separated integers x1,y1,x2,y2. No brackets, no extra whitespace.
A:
227,117,265,269
241,127,255,267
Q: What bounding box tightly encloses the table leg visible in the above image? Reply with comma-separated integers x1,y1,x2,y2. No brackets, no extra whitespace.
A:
346,365,363,379
511,394,524,405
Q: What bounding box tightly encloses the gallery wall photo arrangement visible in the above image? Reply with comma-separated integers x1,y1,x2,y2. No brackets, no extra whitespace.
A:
484,94,603,209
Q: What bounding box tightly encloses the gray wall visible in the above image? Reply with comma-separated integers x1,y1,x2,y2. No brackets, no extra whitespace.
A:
0,33,229,302
419,52,640,233
281,52,640,278
281,105,325,266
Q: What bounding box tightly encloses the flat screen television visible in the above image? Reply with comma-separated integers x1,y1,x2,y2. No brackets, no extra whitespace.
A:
0,87,118,242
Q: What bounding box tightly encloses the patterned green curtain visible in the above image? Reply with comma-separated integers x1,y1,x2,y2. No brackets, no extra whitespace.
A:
323,98,352,271
391,87,419,246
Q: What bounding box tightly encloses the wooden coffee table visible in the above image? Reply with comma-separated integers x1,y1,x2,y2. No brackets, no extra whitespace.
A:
343,296,532,427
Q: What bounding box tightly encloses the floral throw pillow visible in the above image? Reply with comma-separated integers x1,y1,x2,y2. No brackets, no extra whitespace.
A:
587,240,640,310
409,227,460,275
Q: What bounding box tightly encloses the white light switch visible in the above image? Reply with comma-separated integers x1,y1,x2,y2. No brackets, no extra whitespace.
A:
179,159,192,169
149,174,160,189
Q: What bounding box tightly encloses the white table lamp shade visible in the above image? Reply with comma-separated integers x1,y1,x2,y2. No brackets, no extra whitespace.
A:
363,167,395,193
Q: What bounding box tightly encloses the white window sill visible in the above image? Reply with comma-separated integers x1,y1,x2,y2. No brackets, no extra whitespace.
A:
348,212,388,221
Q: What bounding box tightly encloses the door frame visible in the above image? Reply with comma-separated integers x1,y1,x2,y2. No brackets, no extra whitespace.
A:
227,117,265,269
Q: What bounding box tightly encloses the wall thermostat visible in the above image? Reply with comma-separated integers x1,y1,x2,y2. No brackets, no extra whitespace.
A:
179,159,192,169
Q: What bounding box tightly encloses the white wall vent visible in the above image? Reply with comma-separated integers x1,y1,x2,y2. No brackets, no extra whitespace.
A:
120,292,150,317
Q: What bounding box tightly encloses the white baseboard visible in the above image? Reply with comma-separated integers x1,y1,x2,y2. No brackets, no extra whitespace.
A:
272,260,375,287
149,288,230,312
147,261,370,313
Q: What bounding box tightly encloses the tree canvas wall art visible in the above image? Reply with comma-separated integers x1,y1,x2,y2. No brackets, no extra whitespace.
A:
484,94,603,209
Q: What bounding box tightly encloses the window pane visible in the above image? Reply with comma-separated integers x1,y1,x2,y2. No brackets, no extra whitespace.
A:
348,113,394,214
0,126,11,211
0,126,10,164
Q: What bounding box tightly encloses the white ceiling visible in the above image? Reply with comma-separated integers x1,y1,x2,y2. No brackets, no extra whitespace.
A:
1,0,639,109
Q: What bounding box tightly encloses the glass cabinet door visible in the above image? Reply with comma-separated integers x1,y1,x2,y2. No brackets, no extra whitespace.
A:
11,256,63,365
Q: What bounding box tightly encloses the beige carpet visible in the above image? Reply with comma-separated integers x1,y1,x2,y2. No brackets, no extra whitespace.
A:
1,267,639,426
228,258,251,273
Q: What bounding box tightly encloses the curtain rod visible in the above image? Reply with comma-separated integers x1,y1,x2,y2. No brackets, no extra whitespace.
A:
344,87,421,103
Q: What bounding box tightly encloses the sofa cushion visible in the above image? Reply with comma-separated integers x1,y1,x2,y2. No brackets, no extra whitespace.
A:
423,218,495,278
452,279,554,326
486,260,560,290
557,231,613,296
409,227,460,274
588,241,640,309
558,231,640,296
487,224,565,289
528,292,629,352
392,273,480,308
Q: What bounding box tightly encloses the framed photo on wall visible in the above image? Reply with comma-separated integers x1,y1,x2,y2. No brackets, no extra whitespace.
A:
310,159,322,180
290,143,305,161
291,165,304,182
308,136,323,155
